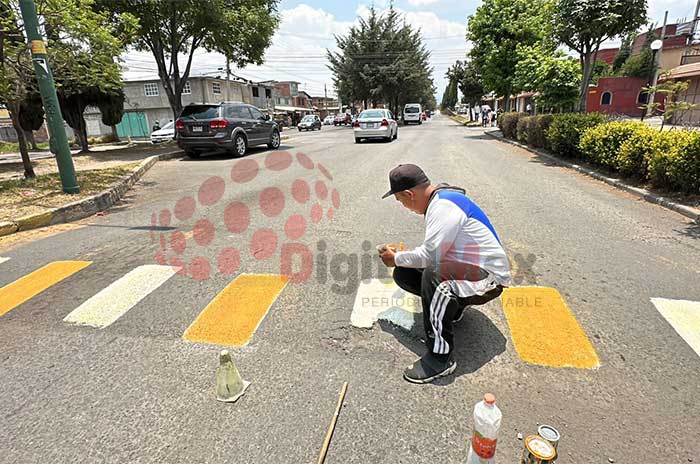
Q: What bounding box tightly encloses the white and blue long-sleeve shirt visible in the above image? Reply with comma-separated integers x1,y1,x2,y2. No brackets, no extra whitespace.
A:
394,187,512,286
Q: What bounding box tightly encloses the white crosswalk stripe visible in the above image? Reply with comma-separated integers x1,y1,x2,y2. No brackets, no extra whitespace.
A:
652,297,700,359
0,257,10,265
64,265,178,328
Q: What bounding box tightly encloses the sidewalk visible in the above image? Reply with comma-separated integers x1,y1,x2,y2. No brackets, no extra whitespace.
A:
0,142,176,182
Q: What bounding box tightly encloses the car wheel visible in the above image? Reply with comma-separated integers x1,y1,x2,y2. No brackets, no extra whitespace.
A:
419,121,422,125
393,129,398,140
355,137,361,144
267,130,281,149
185,150,200,159
233,133,247,157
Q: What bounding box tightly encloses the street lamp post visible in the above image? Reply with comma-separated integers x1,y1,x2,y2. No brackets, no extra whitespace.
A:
643,39,664,121
18,0,79,193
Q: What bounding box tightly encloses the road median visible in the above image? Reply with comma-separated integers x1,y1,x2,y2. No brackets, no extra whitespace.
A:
0,149,183,237
485,130,700,224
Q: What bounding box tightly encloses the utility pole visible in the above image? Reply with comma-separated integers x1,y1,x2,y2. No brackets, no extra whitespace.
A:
324,84,327,117
647,11,668,118
692,0,700,44
18,0,79,193
226,57,231,101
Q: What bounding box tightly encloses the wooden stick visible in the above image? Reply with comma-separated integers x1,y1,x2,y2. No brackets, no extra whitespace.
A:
317,382,348,464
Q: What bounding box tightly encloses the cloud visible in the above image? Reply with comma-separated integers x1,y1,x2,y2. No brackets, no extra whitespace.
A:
408,0,440,5
123,3,467,102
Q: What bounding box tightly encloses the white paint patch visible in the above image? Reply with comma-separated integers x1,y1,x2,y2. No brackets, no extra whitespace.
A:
351,278,421,330
0,257,10,265
651,297,700,359
64,265,177,328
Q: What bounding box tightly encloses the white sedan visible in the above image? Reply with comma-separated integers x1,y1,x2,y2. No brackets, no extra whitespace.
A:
353,109,398,143
150,121,175,143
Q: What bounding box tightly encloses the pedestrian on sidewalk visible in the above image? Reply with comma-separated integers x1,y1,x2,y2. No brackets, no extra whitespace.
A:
152,120,160,132
378,164,512,383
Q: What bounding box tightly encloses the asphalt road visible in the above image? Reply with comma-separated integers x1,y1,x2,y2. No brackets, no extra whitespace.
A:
1,115,699,463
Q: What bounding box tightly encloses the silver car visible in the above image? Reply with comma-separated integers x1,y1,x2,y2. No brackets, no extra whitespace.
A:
353,109,398,143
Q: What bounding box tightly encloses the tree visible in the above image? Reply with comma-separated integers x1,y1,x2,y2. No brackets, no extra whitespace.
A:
18,92,44,150
95,0,280,121
553,0,647,112
613,33,634,73
441,79,458,110
641,77,697,130
591,60,612,84
1,2,35,178
621,28,656,79
97,90,126,143
513,44,581,112
328,6,435,117
467,0,552,111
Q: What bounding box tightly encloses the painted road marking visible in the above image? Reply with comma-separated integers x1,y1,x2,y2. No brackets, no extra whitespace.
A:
0,261,92,317
0,257,10,265
501,286,600,369
651,298,700,359
183,274,288,347
351,278,421,330
63,265,178,328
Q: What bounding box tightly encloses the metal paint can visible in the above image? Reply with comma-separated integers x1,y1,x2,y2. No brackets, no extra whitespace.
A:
521,435,557,464
537,424,560,451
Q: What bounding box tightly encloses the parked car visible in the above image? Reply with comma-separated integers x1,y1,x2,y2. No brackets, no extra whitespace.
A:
353,108,398,143
323,115,335,125
403,103,422,125
334,113,352,126
151,121,175,143
298,115,321,131
175,102,281,159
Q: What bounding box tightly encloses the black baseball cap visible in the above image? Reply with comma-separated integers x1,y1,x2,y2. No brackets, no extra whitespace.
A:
381,164,430,199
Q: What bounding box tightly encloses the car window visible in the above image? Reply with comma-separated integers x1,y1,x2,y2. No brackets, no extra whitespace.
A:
180,105,219,120
226,105,252,119
249,107,266,120
404,106,420,114
161,121,174,130
361,110,385,118
302,116,314,122
389,112,394,120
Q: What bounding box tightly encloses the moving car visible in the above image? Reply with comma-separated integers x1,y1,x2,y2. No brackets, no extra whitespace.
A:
150,121,175,143
353,108,398,143
334,113,352,126
323,115,335,125
175,102,281,159
298,115,321,131
403,103,422,125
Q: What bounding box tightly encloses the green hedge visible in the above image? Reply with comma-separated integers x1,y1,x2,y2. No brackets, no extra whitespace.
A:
516,116,531,143
649,131,700,193
579,121,646,170
499,112,527,139
527,114,555,149
547,113,607,159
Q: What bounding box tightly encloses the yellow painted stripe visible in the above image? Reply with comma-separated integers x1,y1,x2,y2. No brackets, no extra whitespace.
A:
183,274,288,347
0,261,92,317
501,287,600,369
651,298,700,359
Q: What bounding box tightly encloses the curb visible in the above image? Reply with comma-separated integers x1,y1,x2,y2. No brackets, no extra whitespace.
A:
0,149,183,237
485,130,700,224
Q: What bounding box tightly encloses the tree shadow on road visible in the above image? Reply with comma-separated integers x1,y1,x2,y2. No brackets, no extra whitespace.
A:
675,221,700,240
378,304,507,386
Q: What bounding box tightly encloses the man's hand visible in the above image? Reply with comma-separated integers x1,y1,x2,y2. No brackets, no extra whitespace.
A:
380,248,396,267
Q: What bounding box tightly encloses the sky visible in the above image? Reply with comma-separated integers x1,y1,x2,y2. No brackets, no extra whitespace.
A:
123,0,700,103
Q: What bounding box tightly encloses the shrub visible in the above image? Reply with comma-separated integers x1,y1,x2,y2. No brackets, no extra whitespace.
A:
517,116,532,143
647,131,700,193
579,121,645,170
527,114,555,149
500,112,527,139
617,125,672,180
547,113,607,159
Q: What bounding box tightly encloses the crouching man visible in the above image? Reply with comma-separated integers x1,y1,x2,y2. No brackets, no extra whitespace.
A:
379,164,511,384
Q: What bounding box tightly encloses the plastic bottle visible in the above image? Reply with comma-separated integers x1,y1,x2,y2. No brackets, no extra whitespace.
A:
466,393,502,464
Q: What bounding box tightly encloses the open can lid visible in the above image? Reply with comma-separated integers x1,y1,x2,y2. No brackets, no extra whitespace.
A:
525,435,556,460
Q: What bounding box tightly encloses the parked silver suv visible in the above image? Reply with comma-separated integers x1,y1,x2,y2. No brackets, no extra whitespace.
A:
176,102,281,158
